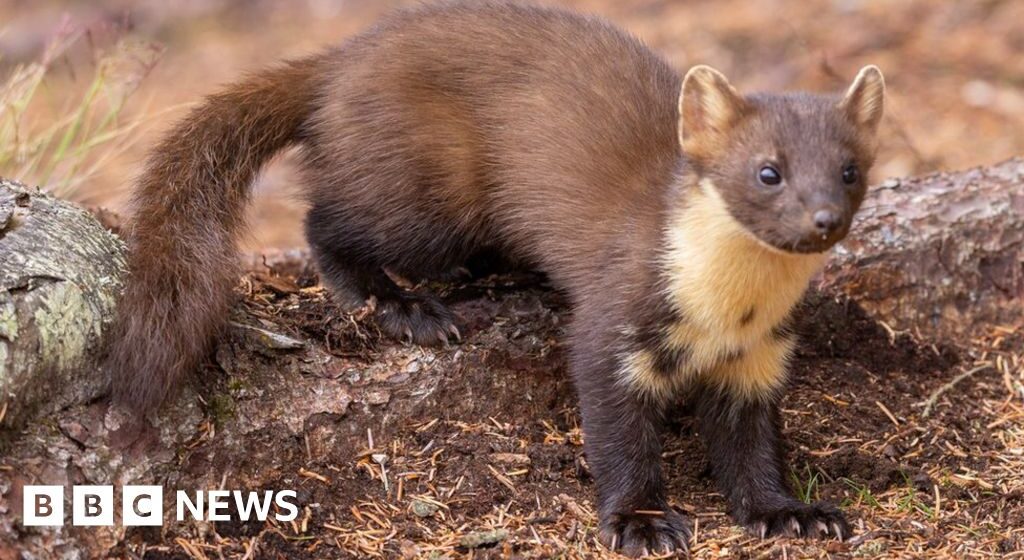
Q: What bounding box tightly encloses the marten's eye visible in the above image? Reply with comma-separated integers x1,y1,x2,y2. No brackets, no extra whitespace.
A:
758,165,782,186
842,164,860,185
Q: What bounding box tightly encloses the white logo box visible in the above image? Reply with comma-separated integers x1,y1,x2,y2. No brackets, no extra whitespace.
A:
21,486,298,526
23,485,163,527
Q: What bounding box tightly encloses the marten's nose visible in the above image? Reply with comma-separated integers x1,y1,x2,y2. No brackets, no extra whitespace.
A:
812,209,842,235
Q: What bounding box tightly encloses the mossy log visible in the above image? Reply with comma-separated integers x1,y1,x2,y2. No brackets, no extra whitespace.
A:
0,179,126,430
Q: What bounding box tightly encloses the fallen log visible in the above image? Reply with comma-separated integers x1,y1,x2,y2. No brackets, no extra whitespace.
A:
1,158,1022,431
0,159,1021,557
0,179,125,431
821,157,1024,338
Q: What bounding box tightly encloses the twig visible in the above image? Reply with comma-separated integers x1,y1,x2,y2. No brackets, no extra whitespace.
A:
875,400,900,427
920,365,993,418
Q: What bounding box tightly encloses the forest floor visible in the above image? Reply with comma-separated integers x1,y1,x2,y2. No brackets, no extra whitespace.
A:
99,261,1021,559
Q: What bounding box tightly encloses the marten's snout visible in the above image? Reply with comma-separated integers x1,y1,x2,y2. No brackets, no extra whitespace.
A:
798,201,850,252
812,208,843,236
789,200,850,253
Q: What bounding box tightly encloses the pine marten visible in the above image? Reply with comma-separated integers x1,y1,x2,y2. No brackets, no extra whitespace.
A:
106,2,884,555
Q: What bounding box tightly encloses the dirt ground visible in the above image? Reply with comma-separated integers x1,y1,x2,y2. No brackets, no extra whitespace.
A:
2,0,1024,249
84,264,1017,559
0,202,1021,559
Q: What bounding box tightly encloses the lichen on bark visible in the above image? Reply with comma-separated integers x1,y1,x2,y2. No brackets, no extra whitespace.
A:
0,178,127,430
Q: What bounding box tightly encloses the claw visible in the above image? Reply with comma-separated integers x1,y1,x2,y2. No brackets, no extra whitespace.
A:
788,517,802,536
448,324,461,342
437,329,450,347
816,520,829,536
830,522,845,541
403,327,413,343
754,521,768,539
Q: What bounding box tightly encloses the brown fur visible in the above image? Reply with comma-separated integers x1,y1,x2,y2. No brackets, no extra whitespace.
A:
107,2,884,555
108,56,326,410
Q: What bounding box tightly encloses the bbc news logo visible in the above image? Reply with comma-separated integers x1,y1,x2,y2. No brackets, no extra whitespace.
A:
23,486,299,527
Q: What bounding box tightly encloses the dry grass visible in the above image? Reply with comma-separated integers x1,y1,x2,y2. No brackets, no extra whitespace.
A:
0,19,161,197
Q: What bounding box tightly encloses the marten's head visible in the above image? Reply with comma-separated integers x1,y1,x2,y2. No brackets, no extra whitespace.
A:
677,65,885,254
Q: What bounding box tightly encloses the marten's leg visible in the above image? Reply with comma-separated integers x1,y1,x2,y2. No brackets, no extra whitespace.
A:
306,219,458,347
696,337,851,540
571,333,691,555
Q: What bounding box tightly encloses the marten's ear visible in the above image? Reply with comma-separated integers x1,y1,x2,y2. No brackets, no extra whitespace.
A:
678,65,749,157
839,65,885,136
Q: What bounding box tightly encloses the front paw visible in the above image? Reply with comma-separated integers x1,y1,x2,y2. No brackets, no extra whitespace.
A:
744,501,851,540
599,508,691,557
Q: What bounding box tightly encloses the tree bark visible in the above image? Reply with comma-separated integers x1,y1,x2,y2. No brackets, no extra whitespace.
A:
819,157,1024,338
0,179,126,430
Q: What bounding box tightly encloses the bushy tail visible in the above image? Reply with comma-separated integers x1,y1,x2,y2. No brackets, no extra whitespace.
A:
107,55,324,412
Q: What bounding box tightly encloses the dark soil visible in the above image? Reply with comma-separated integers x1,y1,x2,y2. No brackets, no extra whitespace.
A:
99,266,1022,559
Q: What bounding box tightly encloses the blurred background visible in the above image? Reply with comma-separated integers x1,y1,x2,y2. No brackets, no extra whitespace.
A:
2,0,1022,249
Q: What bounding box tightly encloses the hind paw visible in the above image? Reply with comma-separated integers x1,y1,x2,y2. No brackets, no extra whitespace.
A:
373,293,460,346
